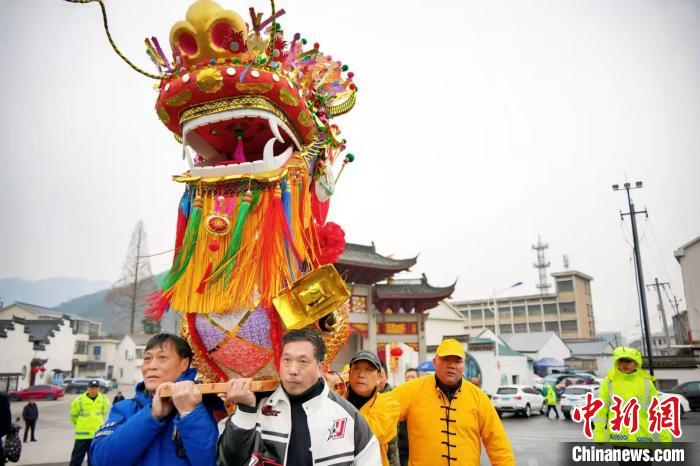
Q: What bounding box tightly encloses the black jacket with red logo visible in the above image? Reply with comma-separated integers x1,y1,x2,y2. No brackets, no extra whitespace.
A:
216,378,381,465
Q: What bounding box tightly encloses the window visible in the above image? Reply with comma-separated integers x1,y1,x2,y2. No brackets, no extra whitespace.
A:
125,350,128,358
527,305,542,318
545,321,560,332
499,325,512,334
512,375,519,384
513,306,526,316
93,346,102,356
557,280,574,293
559,302,576,314
561,320,578,331
74,341,88,355
499,308,511,319
585,282,591,295
514,324,527,333
543,303,558,315
135,348,144,359
529,321,544,332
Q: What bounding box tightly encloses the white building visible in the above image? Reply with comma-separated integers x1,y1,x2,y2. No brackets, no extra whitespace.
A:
424,301,468,346
0,316,76,391
116,334,152,385
0,302,105,391
565,339,615,376
500,331,571,374
674,236,700,350
82,338,120,380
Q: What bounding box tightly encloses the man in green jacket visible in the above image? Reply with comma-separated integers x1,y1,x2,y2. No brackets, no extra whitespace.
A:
69,380,109,466
593,346,672,445
545,384,560,419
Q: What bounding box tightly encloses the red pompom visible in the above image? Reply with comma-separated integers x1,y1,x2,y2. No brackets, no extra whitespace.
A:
390,347,404,357
316,222,346,265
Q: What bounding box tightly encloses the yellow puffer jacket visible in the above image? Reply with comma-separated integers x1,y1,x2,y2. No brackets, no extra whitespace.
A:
70,392,110,440
593,346,672,443
389,375,514,466
358,391,400,466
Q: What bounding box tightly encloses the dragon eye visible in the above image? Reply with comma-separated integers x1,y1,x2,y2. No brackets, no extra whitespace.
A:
178,32,198,56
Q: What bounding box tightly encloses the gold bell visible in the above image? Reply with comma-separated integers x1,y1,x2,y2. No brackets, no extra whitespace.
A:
272,264,350,330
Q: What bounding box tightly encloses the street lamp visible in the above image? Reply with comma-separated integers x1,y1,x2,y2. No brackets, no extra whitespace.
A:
491,282,524,361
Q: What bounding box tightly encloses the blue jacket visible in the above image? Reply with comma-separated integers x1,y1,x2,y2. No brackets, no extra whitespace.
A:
90,369,224,466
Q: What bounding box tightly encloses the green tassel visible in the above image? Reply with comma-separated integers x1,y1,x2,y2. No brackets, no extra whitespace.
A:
210,190,256,286
159,199,203,290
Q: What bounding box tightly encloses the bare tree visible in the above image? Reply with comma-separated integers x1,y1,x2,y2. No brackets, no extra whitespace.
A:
107,221,157,334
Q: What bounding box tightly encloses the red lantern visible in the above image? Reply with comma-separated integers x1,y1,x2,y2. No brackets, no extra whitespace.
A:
31,366,40,374
39,367,46,373
390,347,403,357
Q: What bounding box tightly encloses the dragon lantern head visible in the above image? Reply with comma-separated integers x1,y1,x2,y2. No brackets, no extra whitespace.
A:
152,0,356,188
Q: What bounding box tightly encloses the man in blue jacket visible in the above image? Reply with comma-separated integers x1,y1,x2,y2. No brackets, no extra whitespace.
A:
91,333,225,466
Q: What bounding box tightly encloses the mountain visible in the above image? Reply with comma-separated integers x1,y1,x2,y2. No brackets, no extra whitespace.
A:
56,273,178,337
0,277,110,308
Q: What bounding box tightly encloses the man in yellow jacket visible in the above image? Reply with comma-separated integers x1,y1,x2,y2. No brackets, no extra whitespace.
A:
342,350,400,466
389,339,514,466
69,380,109,466
593,346,672,444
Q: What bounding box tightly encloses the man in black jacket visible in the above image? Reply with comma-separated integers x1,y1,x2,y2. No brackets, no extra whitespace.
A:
21,401,38,442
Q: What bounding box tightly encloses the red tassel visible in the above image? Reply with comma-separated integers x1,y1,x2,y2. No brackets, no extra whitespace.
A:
145,290,171,321
196,262,214,294
266,306,285,371
173,203,187,261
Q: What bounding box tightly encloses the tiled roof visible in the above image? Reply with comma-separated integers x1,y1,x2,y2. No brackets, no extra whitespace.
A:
566,340,614,356
337,243,417,270
500,332,559,353
374,279,456,300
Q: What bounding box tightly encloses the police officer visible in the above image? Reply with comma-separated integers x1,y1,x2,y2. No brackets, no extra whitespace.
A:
69,380,109,466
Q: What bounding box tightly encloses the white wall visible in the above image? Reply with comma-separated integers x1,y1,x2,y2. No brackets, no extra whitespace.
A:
33,320,77,385
116,336,145,385
499,355,533,387
653,368,700,388
596,355,613,376
677,240,700,344
425,301,468,346
0,321,34,390
535,335,572,362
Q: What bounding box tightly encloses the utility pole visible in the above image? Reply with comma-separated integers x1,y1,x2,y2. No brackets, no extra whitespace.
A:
647,278,671,350
613,181,654,375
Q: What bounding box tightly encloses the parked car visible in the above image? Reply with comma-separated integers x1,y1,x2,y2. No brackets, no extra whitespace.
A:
8,384,65,401
492,385,546,417
560,384,600,419
665,381,700,411
657,392,691,418
65,378,112,394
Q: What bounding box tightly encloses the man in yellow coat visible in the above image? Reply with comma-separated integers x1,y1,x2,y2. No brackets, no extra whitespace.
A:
389,339,514,466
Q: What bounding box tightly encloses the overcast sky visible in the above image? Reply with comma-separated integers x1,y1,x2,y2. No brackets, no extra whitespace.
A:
1,0,699,341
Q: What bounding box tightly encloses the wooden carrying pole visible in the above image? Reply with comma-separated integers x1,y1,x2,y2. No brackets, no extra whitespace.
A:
159,379,279,398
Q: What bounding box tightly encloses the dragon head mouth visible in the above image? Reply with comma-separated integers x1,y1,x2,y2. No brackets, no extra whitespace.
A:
150,0,356,183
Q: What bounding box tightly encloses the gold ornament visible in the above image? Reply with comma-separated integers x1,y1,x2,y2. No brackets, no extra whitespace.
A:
196,68,224,93
272,264,350,330
165,90,193,107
